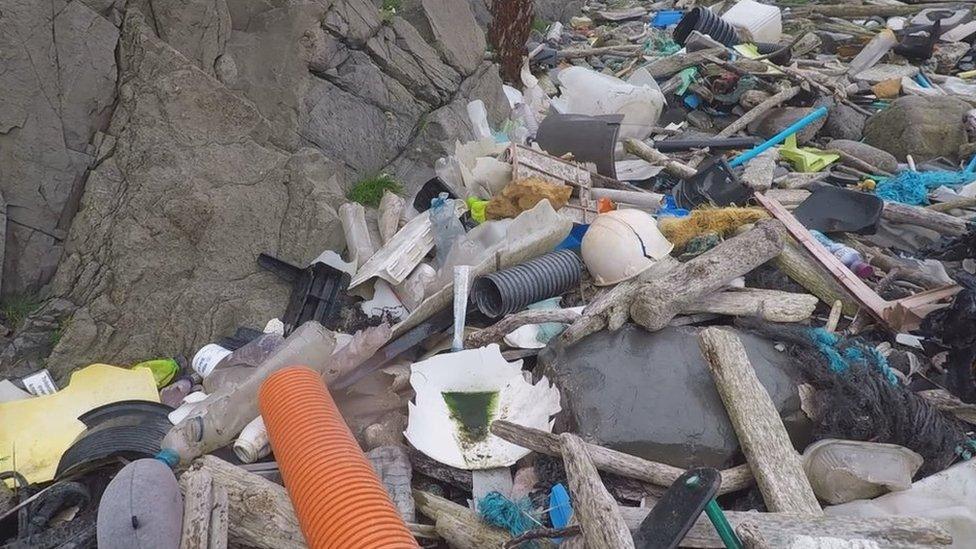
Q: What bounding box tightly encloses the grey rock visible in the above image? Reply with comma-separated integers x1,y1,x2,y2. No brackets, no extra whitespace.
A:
0,298,75,380
748,107,826,145
401,0,486,76
864,96,971,161
150,0,232,75
41,12,346,379
323,0,384,48
827,139,899,173
822,102,866,141
533,0,585,24
0,0,119,297
365,18,462,105
541,324,805,469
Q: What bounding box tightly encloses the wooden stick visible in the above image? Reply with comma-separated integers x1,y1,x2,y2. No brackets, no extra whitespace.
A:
490,420,754,495
684,288,819,323
882,202,970,236
825,299,843,332
558,45,642,59
699,328,822,514
180,469,215,549
926,196,976,213
717,86,800,138
505,526,581,548
631,220,785,332
826,148,894,177
560,433,635,549
624,138,698,179
464,309,581,349
645,48,728,78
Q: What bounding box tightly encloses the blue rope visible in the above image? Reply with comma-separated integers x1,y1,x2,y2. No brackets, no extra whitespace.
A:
478,491,540,539
807,327,898,385
876,156,976,206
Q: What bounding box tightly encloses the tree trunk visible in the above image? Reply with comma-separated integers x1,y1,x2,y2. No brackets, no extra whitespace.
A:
699,328,821,514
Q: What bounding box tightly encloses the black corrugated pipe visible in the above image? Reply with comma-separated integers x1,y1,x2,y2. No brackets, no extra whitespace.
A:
472,250,583,318
673,7,739,47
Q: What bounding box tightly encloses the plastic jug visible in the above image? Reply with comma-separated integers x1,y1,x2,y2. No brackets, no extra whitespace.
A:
553,66,665,140
721,0,782,43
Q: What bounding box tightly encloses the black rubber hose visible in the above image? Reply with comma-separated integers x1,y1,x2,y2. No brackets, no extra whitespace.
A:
472,250,583,318
673,7,740,47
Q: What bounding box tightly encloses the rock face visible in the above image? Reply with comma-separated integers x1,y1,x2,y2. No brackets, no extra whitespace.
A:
0,0,120,296
864,96,971,162
2,0,507,377
541,324,805,469
827,139,899,173
36,12,345,378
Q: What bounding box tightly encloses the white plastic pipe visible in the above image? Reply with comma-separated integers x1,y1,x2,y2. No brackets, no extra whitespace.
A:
234,415,270,464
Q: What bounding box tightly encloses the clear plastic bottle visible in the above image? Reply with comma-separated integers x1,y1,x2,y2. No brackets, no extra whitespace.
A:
198,333,285,393
161,322,338,465
429,193,466,269
812,231,874,278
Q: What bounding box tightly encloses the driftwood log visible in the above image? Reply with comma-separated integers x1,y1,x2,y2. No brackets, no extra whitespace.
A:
699,328,821,514
561,433,635,549
773,235,859,316
882,202,970,236
645,48,728,78
684,288,818,323
927,197,976,213
791,3,963,18
616,507,951,548
186,456,304,549
180,469,220,549
464,309,582,349
716,86,800,138
414,490,511,547
624,138,698,179
490,420,754,495
631,220,785,332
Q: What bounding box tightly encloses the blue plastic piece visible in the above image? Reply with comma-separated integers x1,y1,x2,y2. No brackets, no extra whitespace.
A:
728,106,829,168
155,448,179,469
555,223,590,251
683,93,702,109
549,483,573,541
652,10,684,28
914,72,932,88
657,195,690,218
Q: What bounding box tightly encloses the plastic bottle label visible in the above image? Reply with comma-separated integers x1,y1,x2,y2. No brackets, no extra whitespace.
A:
192,344,232,378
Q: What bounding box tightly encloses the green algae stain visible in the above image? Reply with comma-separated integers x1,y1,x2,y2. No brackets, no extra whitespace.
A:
442,391,499,442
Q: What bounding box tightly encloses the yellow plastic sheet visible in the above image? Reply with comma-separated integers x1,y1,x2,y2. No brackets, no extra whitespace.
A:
0,364,159,484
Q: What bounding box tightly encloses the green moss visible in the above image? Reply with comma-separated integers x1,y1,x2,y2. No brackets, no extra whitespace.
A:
0,294,41,331
531,18,549,34
347,173,403,208
442,391,499,442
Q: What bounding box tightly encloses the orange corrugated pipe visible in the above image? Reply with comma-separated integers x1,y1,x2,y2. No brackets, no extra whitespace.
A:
259,366,418,549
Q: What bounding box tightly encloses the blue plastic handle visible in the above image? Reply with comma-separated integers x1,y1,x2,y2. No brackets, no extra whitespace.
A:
728,106,829,168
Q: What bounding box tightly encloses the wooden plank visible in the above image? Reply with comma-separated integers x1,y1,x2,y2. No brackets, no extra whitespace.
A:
207,486,229,549
699,327,821,514
489,420,754,495
560,433,636,549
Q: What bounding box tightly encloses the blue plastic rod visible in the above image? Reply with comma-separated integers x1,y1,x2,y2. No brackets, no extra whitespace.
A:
728,106,829,168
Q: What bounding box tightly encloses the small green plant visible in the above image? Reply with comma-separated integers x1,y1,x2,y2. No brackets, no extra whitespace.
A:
380,0,400,22
347,173,403,208
531,18,549,34
0,294,40,331
50,317,72,348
